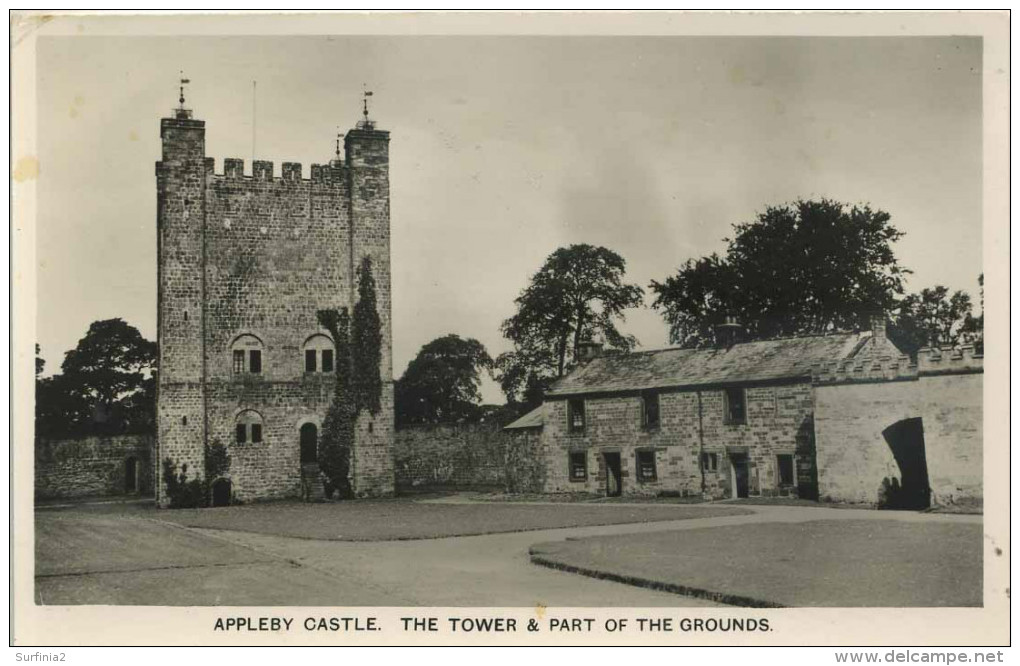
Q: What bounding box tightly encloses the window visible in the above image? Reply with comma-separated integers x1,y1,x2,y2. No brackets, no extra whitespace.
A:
777,454,795,486
724,387,746,425
701,452,718,471
636,450,657,482
231,335,264,375
235,410,264,444
567,399,586,433
303,334,335,374
569,451,587,481
641,390,660,428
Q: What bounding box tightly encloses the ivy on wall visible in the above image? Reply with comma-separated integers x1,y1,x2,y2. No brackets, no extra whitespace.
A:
352,256,383,415
162,438,231,508
315,255,384,498
316,308,355,498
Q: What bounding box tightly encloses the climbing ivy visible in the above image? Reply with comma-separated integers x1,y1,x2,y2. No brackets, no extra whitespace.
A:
316,308,355,498
352,256,383,415
161,438,231,508
314,256,384,499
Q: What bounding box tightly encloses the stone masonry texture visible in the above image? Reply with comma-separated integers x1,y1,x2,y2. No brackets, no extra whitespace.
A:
155,110,394,505
35,434,154,500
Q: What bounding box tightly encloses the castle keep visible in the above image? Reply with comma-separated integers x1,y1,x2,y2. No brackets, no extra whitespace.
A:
155,100,394,506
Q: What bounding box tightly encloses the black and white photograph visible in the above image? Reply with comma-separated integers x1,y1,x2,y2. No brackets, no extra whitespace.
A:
11,10,1009,648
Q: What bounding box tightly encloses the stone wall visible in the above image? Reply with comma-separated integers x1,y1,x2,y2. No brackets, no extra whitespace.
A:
36,434,154,500
814,345,983,507
814,380,914,505
541,381,815,499
394,422,506,490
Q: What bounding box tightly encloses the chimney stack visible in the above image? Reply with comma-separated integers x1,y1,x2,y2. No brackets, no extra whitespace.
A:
715,314,744,348
870,313,887,341
575,340,604,364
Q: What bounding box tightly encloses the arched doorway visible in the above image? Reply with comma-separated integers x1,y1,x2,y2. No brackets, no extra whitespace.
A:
300,423,318,464
882,417,931,509
125,457,137,493
211,478,231,507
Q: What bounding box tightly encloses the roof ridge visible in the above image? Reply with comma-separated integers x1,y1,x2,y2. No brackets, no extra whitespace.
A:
623,330,862,357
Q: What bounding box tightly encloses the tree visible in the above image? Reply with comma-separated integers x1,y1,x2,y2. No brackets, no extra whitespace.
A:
395,335,494,426
496,244,644,403
36,319,157,438
35,343,44,377
960,273,984,352
651,199,910,347
351,256,383,415
890,286,973,355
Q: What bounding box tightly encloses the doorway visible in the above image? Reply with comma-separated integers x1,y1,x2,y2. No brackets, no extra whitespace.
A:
603,452,622,497
729,453,749,498
125,457,137,493
211,478,231,507
881,417,931,509
300,423,318,465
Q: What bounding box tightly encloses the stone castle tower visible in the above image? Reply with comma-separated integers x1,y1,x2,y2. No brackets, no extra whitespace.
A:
155,97,394,506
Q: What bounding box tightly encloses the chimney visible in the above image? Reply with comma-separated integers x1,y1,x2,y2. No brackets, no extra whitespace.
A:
870,313,887,342
575,340,604,364
714,314,744,348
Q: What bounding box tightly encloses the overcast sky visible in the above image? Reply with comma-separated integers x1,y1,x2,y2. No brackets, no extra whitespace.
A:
36,34,982,402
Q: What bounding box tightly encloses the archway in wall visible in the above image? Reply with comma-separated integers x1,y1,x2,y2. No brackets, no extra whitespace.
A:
211,478,231,507
881,417,931,510
300,423,318,465
125,457,137,493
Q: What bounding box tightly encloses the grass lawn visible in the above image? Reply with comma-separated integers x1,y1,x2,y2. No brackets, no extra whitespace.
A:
530,519,982,607
149,499,750,541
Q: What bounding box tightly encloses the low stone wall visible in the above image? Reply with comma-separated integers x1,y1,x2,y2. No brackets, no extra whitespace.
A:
394,422,546,491
35,434,155,500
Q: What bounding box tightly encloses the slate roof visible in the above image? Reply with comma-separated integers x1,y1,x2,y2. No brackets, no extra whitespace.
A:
503,405,545,430
546,332,870,397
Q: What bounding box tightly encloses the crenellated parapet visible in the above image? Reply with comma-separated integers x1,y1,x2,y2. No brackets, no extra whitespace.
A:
917,343,983,376
812,354,918,385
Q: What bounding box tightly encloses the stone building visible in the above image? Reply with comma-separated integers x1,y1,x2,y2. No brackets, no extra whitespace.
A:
505,319,982,508
155,98,395,506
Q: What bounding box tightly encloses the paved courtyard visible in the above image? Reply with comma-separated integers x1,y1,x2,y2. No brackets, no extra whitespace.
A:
34,497,983,607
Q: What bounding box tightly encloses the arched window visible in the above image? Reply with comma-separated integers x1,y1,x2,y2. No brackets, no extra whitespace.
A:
231,334,264,375
302,334,335,374
235,409,264,444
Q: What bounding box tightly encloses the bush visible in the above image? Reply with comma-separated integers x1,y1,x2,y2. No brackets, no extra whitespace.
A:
162,458,206,508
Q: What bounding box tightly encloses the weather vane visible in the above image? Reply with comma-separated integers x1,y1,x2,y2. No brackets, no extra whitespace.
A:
362,86,373,121
178,71,190,108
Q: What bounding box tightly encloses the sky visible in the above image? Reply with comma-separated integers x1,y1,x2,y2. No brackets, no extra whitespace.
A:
35,33,982,403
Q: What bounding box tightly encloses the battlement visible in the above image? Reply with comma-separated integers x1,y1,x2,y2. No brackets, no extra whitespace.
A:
204,158,345,183
917,344,984,376
812,354,918,385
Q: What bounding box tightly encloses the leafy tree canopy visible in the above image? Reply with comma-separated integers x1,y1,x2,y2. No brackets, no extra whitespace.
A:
496,244,644,404
36,319,157,438
891,276,983,355
650,199,910,347
396,334,494,426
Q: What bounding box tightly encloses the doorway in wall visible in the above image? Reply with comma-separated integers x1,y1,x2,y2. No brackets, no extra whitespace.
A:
300,423,318,465
603,452,622,497
125,457,137,493
211,478,231,507
881,417,931,509
729,452,749,498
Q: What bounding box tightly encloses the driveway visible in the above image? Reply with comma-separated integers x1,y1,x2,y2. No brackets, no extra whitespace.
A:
34,498,982,607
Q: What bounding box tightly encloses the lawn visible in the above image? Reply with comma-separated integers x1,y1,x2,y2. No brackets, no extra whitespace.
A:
530,519,982,607
150,499,750,541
